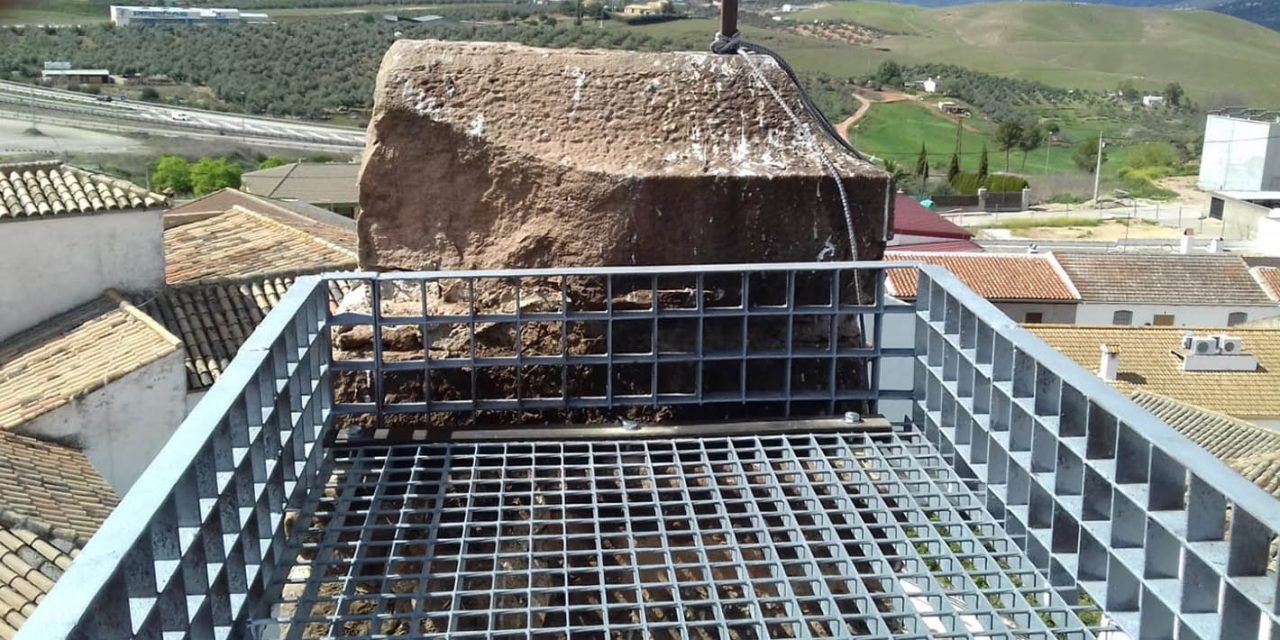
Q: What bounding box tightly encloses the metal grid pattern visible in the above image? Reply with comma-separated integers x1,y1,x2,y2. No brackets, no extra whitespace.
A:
913,267,1280,640
14,277,334,640
267,430,1095,639
327,265,915,430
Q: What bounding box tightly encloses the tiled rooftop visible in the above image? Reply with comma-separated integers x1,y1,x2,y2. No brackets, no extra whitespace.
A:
0,430,117,640
164,188,357,251
1054,252,1274,305
1253,266,1280,301
0,523,78,640
164,206,358,284
0,162,166,220
142,274,354,390
1132,392,1280,496
1027,324,1280,420
884,251,1077,301
240,162,359,205
0,293,181,430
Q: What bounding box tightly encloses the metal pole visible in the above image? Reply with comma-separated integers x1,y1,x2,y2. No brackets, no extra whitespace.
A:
1044,134,1052,175
720,0,738,42
1092,132,1104,207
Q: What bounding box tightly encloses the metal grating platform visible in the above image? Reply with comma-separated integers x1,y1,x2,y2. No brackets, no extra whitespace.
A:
266,430,1097,639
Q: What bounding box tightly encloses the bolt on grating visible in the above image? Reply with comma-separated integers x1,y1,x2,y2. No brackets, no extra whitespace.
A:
266,430,1096,639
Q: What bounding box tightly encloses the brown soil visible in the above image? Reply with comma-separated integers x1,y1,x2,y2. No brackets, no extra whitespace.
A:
332,275,873,431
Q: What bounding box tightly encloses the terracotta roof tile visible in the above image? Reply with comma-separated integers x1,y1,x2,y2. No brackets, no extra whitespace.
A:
0,293,181,430
1027,325,1280,420
1054,253,1273,305
0,431,115,542
0,161,165,220
142,274,355,390
884,251,1078,301
165,207,357,284
1253,267,1280,302
0,522,82,639
165,188,356,250
1132,392,1280,497
892,195,972,240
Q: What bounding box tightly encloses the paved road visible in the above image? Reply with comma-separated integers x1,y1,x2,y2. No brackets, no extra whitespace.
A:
0,80,366,149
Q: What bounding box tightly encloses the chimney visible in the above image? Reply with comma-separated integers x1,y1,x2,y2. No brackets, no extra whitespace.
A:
1208,237,1222,253
1179,229,1193,255
1099,344,1119,382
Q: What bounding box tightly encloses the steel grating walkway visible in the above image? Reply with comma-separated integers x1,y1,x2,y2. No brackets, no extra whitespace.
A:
267,430,1098,639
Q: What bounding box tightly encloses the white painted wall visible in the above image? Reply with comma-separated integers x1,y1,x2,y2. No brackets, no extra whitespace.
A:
1075,303,1280,328
994,302,1077,325
185,390,207,414
18,350,187,494
0,210,166,341
1258,211,1280,253
1199,115,1280,192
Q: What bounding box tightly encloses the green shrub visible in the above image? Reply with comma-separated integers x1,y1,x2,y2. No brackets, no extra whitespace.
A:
1126,142,1180,170
976,216,1100,230
950,172,984,195
985,174,1029,193
1047,193,1087,205
1117,174,1177,200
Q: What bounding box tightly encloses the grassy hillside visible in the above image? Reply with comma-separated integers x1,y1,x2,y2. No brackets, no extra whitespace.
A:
789,2,1280,105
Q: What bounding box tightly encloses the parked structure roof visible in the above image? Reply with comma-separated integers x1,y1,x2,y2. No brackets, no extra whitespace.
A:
142,274,354,390
892,194,971,239
1027,325,1280,420
0,162,165,220
0,292,181,430
1053,253,1273,305
1252,266,1280,301
164,207,358,284
884,251,1078,301
240,162,359,205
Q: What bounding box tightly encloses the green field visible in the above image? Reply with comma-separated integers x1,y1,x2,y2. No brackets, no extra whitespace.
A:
2,0,107,24
787,2,1280,105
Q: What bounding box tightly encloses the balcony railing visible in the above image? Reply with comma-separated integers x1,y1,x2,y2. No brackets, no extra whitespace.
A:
17,263,1280,640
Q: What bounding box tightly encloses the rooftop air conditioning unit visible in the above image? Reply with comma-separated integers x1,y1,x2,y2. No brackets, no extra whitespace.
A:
1213,335,1243,355
1181,333,1195,350
1189,337,1219,356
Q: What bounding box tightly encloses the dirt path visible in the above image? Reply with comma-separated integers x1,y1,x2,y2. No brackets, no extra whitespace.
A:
835,93,872,141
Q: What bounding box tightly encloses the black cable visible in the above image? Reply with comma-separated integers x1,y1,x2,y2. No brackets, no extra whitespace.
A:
739,41,870,162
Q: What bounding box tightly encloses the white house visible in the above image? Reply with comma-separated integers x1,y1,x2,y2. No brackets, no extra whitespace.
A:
922,77,939,94
0,162,167,341
1141,95,1165,107
1053,253,1280,328
884,251,1081,324
1198,108,1280,193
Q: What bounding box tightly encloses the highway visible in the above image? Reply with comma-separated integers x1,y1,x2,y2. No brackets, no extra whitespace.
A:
0,80,366,149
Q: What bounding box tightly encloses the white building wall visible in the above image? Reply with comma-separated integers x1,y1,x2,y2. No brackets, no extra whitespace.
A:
1198,115,1280,192
18,350,187,494
1075,303,1280,328
0,210,165,341
993,302,1077,325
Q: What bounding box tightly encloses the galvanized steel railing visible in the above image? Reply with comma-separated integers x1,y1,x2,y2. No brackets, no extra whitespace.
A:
16,262,1280,640
914,266,1280,640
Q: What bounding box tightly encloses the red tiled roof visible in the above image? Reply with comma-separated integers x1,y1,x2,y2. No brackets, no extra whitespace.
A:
891,239,983,252
884,251,1078,301
1253,267,1280,301
892,195,972,240
1054,253,1272,305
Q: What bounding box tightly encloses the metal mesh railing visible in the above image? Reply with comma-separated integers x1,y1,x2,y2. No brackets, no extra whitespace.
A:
325,264,915,436
913,266,1280,640
15,277,334,640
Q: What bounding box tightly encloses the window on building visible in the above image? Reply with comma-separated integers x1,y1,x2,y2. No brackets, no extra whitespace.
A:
1153,314,1176,326
1112,310,1133,325
1024,312,1044,324
1228,312,1248,327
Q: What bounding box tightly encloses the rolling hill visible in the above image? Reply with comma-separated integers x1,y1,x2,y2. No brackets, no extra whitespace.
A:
857,0,1276,31
782,2,1280,105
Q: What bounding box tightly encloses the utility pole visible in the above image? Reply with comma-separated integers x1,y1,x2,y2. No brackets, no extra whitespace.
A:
1092,132,1105,207
240,91,248,142
1044,133,1053,175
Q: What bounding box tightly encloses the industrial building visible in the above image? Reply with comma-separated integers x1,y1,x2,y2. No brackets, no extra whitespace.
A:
108,5,270,27
1199,108,1280,193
